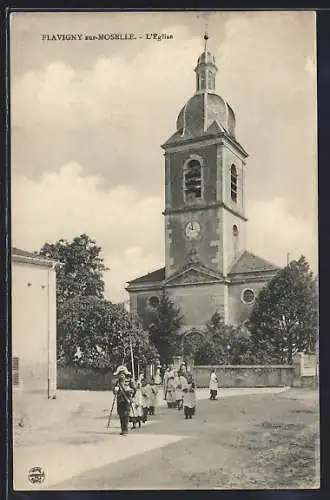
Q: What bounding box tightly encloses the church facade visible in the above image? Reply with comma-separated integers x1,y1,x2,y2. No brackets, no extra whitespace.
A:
126,43,279,336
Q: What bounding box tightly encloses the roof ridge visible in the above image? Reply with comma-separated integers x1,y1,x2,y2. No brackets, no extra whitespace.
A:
228,249,246,270
244,249,280,269
127,266,165,284
228,249,279,275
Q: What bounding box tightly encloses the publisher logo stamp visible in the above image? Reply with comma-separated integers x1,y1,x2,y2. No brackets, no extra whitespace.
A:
28,467,45,484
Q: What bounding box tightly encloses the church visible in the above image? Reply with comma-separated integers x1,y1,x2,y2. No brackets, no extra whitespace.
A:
126,38,279,337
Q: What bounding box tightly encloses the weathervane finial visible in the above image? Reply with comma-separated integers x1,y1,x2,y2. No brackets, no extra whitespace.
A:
204,24,209,53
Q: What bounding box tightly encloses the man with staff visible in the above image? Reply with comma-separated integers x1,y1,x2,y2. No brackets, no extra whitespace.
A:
112,365,136,436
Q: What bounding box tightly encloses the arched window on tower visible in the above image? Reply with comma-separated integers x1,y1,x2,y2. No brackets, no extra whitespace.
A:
184,159,202,202
231,165,238,202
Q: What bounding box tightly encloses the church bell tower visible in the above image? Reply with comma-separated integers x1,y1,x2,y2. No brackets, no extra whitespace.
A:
162,34,249,280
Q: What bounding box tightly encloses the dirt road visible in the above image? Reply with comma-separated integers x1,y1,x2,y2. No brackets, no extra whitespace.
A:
52,388,319,490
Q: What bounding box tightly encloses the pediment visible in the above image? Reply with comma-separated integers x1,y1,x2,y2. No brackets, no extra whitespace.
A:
164,265,223,286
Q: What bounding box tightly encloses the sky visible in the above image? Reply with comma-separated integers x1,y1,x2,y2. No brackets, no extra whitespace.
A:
10,11,318,303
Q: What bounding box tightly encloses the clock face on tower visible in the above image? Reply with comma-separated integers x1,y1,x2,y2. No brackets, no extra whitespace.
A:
185,220,201,240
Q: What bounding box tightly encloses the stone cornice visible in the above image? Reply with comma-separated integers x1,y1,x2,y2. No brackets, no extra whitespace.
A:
163,201,248,221
162,131,248,159
229,272,278,285
165,279,228,289
125,282,164,293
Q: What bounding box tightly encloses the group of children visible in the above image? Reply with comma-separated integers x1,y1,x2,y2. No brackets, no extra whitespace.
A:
163,366,197,419
112,363,199,436
129,375,159,429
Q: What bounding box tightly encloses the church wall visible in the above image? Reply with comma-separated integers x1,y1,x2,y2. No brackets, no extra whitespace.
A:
166,208,219,276
166,282,225,329
223,209,247,273
129,289,162,319
166,143,218,209
228,280,269,325
222,145,245,214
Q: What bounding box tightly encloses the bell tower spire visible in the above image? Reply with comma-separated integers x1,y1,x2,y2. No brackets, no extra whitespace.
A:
194,29,218,94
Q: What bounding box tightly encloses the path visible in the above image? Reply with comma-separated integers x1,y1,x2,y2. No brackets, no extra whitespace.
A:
13,387,319,490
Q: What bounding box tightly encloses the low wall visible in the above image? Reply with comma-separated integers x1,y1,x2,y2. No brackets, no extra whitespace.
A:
193,365,294,388
57,365,114,391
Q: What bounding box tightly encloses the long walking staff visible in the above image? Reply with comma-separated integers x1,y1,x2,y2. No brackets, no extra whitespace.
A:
106,391,117,429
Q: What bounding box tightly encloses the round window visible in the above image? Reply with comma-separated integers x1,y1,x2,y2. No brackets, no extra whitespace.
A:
241,288,255,305
148,296,160,308
233,225,239,236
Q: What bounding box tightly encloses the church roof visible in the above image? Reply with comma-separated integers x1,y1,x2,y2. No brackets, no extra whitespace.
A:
197,50,217,66
127,266,165,285
162,43,250,156
174,92,236,141
228,250,279,275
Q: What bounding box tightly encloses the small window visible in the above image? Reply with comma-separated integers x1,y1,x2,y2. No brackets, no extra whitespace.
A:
231,165,238,202
148,296,160,309
208,70,215,89
233,225,239,236
13,356,20,387
200,73,206,90
184,159,202,201
241,289,255,305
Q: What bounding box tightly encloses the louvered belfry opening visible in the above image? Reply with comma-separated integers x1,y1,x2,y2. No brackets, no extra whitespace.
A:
184,159,202,201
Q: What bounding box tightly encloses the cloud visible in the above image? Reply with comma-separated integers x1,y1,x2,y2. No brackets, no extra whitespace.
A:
11,12,318,299
11,24,204,196
247,197,317,271
12,163,317,303
12,162,164,302
11,14,317,219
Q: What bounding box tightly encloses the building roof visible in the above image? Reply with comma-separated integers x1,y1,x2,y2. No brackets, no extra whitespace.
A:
13,247,41,258
228,250,279,275
173,92,236,142
12,247,56,266
127,266,165,285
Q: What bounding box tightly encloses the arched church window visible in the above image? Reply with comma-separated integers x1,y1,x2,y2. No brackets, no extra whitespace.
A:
231,165,238,202
233,225,239,236
184,159,202,202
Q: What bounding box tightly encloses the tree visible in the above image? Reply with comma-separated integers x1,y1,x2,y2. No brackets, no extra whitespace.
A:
141,291,184,365
190,312,257,365
57,296,158,370
40,234,109,305
248,256,318,364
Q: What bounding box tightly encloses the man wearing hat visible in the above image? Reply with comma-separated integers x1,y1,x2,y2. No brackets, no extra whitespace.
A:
113,365,135,436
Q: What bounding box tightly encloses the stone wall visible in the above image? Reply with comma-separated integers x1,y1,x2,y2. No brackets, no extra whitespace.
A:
57,365,114,391
193,365,294,388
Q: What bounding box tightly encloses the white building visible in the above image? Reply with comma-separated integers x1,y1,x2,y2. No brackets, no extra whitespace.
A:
12,247,57,398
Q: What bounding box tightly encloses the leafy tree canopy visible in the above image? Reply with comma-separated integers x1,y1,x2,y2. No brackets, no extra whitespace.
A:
57,296,158,371
248,256,318,364
40,234,108,305
141,291,184,365
190,312,257,365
